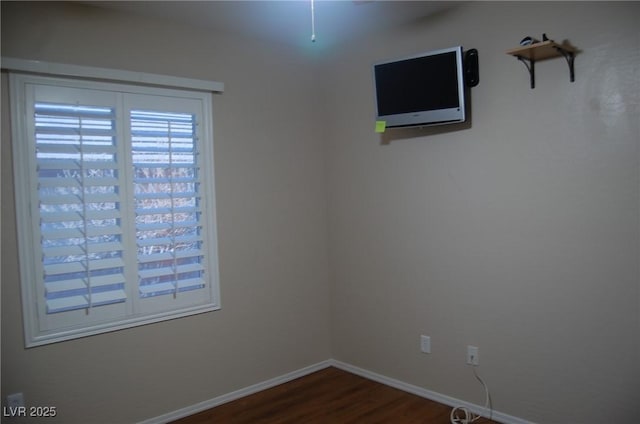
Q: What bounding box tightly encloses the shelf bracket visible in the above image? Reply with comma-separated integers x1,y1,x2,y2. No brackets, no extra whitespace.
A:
515,56,536,89
506,40,577,89
553,46,575,83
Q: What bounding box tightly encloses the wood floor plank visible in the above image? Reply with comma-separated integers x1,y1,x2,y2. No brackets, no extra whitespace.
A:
170,367,499,424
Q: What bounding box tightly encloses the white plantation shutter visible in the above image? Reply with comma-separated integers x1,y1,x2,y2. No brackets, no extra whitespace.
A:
35,102,128,314
10,73,221,347
131,110,206,299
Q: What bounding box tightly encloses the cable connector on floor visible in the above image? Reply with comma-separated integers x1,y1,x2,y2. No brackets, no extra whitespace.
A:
450,365,492,424
450,406,478,424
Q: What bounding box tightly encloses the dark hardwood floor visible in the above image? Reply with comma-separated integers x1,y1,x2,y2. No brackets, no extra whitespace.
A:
171,366,498,424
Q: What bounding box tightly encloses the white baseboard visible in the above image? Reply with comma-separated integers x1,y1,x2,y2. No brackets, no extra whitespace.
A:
140,358,533,424
329,359,534,424
137,360,333,424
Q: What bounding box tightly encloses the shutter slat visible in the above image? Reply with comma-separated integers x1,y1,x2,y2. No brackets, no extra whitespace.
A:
137,252,173,264
36,159,80,170
139,278,204,295
40,211,83,222
135,192,199,200
133,163,197,169
134,177,195,184
37,159,119,170
86,225,122,237
136,234,202,247
139,282,175,295
178,278,205,290
138,261,204,280
40,209,121,223
36,143,116,155
38,178,80,188
35,107,113,119
43,245,85,257
47,296,89,313
136,221,199,231
35,127,116,137
41,227,84,240
130,111,193,122
90,289,127,306
43,241,124,258
86,193,120,203
43,257,123,276
40,192,122,205
44,261,85,276
136,222,172,231
88,257,124,271
86,209,121,220
43,241,123,258
137,250,203,264
83,178,120,187
138,266,174,280
45,273,126,294
88,241,123,254
172,220,199,229
46,278,86,293
135,206,200,216
39,194,82,205
41,225,122,239
46,289,126,313
129,145,194,153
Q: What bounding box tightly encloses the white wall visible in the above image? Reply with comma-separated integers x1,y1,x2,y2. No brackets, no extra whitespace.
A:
1,2,331,423
324,2,640,423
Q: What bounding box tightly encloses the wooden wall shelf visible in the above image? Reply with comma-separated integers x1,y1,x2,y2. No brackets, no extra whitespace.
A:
506,40,577,89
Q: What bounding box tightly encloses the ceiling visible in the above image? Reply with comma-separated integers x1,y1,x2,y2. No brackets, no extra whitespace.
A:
87,1,454,51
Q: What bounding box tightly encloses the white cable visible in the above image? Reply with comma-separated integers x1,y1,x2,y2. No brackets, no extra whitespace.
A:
450,365,492,424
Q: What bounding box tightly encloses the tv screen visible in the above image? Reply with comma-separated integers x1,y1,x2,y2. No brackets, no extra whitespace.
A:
373,46,466,128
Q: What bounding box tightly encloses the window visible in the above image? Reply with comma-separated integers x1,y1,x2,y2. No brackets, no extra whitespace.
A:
9,71,221,347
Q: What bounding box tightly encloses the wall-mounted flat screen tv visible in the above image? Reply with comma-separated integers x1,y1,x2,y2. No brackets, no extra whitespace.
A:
373,46,466,128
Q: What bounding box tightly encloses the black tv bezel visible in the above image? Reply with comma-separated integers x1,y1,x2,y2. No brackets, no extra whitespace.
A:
373,46,466,129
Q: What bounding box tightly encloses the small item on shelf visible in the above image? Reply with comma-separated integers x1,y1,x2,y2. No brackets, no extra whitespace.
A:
519,36,540,46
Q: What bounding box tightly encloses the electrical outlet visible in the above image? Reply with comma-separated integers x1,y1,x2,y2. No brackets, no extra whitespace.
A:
466,345,479,365
420,335,431,354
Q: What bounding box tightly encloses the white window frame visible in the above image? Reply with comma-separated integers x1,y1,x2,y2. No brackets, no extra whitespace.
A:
5,58,224,347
